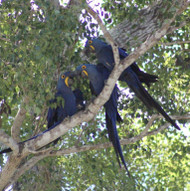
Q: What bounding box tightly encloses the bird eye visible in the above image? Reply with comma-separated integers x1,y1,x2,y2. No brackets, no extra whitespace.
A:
61,75,65,79
82,65,86,69
88,40,92,44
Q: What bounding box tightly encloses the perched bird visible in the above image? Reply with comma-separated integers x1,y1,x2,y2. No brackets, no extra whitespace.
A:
46,72,84,144
84,38,158,87
0,72,84,154
85,38,180,130
76,63,130,176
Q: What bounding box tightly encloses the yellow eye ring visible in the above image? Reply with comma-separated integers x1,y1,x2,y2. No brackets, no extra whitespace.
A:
61,75,65,79
88,40,92,44
82,65,86,69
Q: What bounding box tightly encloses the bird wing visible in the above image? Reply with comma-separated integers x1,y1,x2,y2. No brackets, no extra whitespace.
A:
47,98,58,129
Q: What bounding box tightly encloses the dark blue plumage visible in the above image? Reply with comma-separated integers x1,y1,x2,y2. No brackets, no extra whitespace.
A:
76,64,130,176
85,38,180,130
0,72,84,154
85,38,158,87
46,72,84,144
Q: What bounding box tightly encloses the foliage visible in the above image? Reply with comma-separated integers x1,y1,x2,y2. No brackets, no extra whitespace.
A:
0,0,189,190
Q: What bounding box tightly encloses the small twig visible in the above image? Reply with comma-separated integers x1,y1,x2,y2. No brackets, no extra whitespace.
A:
0,36,10,42
74,125,85,146
140,114,159,136
155,114,190,120
160,40,190,46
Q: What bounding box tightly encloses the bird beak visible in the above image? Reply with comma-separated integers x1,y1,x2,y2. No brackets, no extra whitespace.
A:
81,70,88,77
65,77,70,87
89,45,95,51
65,77,74,87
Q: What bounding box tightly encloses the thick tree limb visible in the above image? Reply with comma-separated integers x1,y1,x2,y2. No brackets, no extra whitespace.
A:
110,0,190,48
0,154,25,190
8,154,49,188
0,130,19,152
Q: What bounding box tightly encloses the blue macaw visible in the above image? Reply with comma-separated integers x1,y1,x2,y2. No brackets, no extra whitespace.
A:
0,72,84,154
85,38,180,130
76,63,130,176
84,38,158,87
46,72,84,144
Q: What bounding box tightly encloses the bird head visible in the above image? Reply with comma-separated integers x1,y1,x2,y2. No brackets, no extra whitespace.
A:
57,72,74,90
76,64,97,78
84,38,107,55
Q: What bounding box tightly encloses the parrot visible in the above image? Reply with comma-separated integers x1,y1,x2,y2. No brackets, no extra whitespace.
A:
0,72,84,154
76,63,131,176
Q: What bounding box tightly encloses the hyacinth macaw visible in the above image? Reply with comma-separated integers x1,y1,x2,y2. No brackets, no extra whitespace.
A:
0,72,84,154
84,38,180,130
76,63,130,176
84,38,158,87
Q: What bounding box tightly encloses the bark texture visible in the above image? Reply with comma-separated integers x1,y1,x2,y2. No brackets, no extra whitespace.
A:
110,0,189,48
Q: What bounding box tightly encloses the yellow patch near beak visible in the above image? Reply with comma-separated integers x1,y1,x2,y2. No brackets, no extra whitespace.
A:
89,45,95,51
65,77,70,87
82,70,88,76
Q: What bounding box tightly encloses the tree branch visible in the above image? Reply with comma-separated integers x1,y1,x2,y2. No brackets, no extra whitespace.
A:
11,96,29,142
51,114,190,156
0,130,19,152
8,154,49,188
160,40,190,46
0,36,10,42
166,20,187,35
119,0,189,71
158,114,190,120
0,154,25,190
4,114,190,189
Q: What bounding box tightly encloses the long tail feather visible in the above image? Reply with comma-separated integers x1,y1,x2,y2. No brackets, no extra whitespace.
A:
123,69,180,130
105,111,131,177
